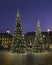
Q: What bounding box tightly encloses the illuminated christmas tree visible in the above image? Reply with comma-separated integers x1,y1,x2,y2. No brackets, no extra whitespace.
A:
11,9,26,53
33,20,44,52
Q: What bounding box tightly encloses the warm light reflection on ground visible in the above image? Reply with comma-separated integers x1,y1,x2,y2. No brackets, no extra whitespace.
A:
0,51,52,65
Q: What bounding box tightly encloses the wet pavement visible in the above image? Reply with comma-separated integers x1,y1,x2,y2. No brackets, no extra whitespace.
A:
0,51,52,65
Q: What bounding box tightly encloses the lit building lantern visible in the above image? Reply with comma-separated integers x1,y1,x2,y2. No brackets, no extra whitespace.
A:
6,29,10,34
47,28,50,33
47,28,51,49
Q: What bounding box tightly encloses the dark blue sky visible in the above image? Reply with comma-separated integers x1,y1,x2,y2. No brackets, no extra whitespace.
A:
0,0,52,34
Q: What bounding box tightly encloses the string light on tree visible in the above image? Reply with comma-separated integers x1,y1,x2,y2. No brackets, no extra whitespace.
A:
11,9,26,53
33,19,44,52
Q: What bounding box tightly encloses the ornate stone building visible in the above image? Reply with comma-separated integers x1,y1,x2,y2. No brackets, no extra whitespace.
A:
25,32,52,50
0,29,12,50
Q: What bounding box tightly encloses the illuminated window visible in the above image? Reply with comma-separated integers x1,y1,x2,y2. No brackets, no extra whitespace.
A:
7,41,8,43
2,38,4,40
4,45,8,48
4,38,7,40
5,41,6,43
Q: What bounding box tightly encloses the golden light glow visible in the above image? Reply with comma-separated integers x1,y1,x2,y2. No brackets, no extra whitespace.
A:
47,28,50,32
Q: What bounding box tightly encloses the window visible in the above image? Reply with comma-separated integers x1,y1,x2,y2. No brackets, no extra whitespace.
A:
2,38,4,40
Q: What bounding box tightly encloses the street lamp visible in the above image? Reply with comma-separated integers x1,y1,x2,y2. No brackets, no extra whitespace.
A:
43,35,45,44
47,28,50,50
43,35,46,50
47,28,50,33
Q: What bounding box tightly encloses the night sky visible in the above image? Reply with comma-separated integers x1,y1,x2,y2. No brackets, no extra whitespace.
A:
0,0,52,35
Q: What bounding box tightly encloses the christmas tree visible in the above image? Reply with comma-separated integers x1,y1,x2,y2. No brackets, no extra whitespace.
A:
33,20,44,52
11,9,26,53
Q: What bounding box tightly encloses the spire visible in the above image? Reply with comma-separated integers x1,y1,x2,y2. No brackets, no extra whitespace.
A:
36,19,41,34
17,8,20,17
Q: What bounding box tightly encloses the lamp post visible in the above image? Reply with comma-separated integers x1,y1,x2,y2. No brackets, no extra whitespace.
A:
43,35,46,50
47,28,50,50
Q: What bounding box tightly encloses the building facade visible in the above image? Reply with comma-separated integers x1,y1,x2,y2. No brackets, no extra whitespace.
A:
0,31,52,51
25,32,52,50
0,30,12,50
25,32,35,51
